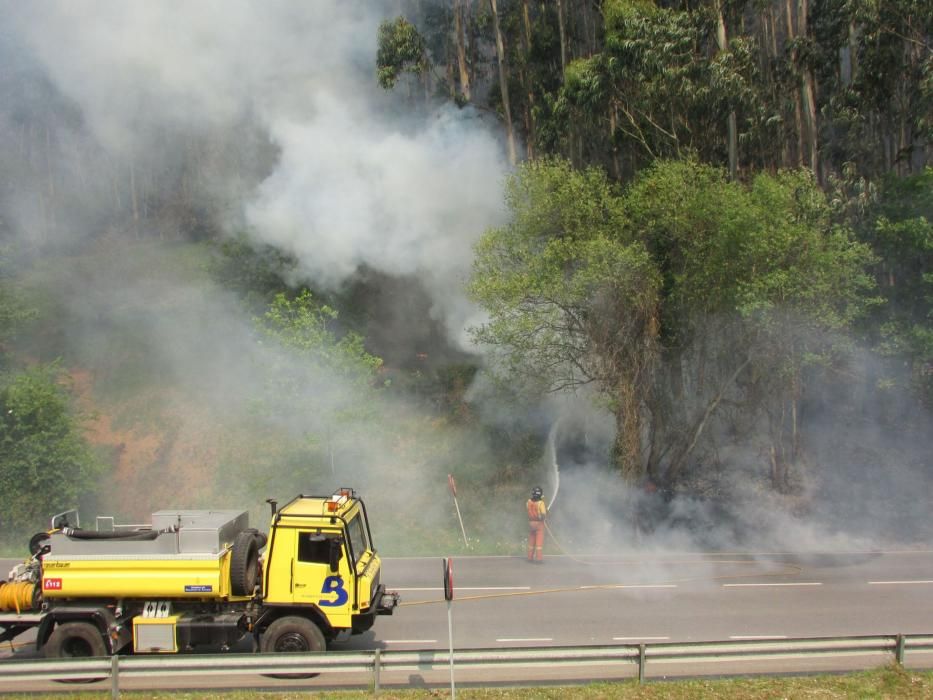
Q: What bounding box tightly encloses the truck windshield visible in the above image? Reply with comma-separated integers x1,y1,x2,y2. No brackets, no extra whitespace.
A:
346,514,368,565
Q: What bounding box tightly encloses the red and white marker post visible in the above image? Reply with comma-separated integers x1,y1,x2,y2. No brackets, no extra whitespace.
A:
447,474,468,548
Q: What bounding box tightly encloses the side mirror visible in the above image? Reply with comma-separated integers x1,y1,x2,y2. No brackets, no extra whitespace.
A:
329,538,342,572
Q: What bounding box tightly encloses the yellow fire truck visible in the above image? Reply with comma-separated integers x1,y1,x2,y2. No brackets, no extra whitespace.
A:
0,488,398,659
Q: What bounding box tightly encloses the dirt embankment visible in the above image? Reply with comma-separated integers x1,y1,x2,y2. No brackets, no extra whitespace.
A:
69,369,221,520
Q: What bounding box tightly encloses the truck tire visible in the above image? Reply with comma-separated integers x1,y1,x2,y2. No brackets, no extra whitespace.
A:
245,527,268,549
45,621,108,658
230,531,259,596
45,621,109,682
260,616,325,679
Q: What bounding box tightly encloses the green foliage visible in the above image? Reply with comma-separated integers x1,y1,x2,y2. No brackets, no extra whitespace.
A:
470,158,659,395
209,235,295,310
252,290,385,478
858,168,933,402
259,290,383,385
0,248,38,362
563,0,760,171
470,158,662,478
377,17,429,90
0,364,102,536
0,282,37,360
470,157,879,481
813,0,931,178
208,290,390,498
625,160,878,336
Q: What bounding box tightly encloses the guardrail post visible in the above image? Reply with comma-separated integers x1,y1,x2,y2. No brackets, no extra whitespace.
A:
638,644,646,684
896,634,906,665
373,648,381,693
111,654,120,700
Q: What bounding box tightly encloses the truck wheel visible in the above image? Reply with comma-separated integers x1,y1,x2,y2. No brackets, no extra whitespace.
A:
45,621,108,683
260,616,325,679
230,531,259,596
45,621,108,658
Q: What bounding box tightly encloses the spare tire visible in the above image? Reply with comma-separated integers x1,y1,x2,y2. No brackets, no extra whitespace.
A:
230,531,259,596
244,527,268,550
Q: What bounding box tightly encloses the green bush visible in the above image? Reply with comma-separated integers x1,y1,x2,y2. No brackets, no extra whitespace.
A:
0,364,103,546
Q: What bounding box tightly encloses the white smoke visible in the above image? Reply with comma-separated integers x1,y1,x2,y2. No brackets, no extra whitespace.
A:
4,0,508,344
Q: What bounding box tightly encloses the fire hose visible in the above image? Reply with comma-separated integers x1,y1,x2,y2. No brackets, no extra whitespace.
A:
543,520,599,566
0,581,37,613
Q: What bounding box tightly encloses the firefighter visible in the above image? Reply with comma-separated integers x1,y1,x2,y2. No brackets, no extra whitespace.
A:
526,486,547,563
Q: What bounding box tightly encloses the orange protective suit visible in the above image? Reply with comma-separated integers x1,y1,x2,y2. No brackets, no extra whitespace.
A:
526,498,547,562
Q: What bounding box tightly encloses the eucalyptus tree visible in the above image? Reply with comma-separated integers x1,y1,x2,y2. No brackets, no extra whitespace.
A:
377,16,431,98
558,0,760,179
489,0,517,164
855,168,933,406
469,158,660,480
812,0,931,179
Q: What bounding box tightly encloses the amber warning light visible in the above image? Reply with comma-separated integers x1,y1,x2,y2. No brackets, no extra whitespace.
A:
326,489,353,512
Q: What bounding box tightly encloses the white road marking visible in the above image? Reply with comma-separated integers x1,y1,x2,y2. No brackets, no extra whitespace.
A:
580,584,677,590
395,587,531,591
383,549,933,560
868,580,933,585
730,635,788,640
496,637,553,643
383,639,437,644
613,636,670,641
723,582,823,587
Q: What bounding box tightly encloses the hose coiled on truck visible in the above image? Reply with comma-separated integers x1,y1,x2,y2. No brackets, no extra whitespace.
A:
61,526,162,540
0,581,37,613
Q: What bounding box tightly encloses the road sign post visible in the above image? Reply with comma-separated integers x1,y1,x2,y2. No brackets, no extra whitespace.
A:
443,557,455,699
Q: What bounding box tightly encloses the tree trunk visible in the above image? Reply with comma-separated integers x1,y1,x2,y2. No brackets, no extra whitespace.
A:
612,380,643,483
666,355,751,484
609,102,621,180
490,0,517,165
784,0,804,167
796,0,819,178
520,0,536,159
580,0,595,56
556,0,568,78
454,0,472,101
715,0,738,179
765,6,789,169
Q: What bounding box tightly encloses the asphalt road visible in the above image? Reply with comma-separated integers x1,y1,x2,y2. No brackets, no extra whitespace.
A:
3,549,933,690
350,549,933,649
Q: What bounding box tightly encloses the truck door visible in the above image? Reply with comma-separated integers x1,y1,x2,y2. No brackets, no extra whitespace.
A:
293,532,353,627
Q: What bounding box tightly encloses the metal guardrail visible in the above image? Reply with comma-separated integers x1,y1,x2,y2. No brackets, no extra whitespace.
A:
1,634,931,695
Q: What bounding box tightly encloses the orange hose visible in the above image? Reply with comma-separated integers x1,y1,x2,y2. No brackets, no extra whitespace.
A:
0,581,37,613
